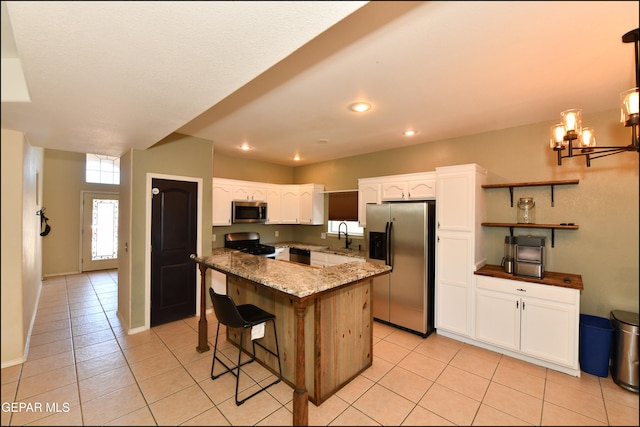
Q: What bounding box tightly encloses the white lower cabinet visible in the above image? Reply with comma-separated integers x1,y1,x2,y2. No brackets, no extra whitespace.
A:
436,232,473,336
211,270,226,294
275,247,289,261
475,275,579,371
310,251,325,268
311,251,365,268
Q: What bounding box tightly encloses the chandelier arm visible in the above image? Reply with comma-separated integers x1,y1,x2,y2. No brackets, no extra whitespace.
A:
581,149,629,160
559,147,628,160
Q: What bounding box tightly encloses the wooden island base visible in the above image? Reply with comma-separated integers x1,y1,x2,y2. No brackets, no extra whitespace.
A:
226,274,373,406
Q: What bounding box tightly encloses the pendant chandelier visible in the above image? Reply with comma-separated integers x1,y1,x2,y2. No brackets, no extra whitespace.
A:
550,28,639,167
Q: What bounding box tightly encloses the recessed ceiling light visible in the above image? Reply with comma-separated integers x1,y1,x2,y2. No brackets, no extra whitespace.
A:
403,130,417,137
293,155,301,161
349,102,371,113
238,143,253,151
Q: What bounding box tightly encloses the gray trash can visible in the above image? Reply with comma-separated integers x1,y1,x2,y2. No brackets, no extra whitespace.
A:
610,310,639,393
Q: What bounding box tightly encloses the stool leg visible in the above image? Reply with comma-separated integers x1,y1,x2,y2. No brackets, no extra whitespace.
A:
211,322,221,377
236,328,245,406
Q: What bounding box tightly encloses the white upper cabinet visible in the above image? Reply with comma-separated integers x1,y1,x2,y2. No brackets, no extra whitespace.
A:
265,186,282,224
380,172,436,201
280,186,300,224
357,181,380,227
380,181,407,200
406,177,436,200
212,179,233,226
212,178,324,225
358,172,435,225
232,184,267,202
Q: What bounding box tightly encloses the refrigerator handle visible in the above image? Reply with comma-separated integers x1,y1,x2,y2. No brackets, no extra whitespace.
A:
387,221,393,269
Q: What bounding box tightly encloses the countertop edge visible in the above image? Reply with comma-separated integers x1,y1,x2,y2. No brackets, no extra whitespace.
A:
273,241,367,259
474,264,583,290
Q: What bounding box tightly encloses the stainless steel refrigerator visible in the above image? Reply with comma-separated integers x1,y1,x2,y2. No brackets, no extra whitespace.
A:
366,201,436,336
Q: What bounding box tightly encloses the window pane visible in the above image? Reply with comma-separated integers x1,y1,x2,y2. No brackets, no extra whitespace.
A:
100,159,114,173
86,153,120,185
86,170,100,183
92,199,118,260
86,157,100,171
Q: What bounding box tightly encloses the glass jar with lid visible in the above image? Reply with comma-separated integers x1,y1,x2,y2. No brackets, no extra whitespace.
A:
517,197,535,224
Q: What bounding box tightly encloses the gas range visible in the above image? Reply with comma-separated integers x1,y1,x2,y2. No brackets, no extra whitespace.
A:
224,232,276,258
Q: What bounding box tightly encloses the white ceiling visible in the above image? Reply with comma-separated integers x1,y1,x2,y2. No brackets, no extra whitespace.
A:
2,1,638,166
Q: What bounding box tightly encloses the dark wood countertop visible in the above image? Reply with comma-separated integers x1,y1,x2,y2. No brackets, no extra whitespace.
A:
475,264,583,291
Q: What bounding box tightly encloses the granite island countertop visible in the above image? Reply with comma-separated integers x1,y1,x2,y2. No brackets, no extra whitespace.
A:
192,248,389,299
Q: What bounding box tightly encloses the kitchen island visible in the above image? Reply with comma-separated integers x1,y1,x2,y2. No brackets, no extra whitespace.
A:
191,249,391,426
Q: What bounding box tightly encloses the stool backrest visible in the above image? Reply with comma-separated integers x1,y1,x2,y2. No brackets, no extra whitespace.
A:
209,287,247,328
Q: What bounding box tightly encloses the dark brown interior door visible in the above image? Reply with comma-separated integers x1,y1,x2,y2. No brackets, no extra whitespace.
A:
151,178,197,326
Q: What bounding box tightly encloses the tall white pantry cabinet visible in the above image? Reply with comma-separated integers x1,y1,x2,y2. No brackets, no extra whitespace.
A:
435,164,487,338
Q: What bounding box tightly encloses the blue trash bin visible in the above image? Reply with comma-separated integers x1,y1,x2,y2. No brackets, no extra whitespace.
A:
579,314,614,377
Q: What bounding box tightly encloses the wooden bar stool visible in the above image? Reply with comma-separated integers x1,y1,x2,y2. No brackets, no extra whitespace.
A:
208,287,282,405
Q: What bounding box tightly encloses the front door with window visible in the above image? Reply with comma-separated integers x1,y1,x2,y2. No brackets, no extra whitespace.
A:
82,192,119,272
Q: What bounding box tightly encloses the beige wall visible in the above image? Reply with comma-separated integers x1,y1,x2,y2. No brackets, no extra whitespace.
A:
212,150,294,183
292,109,639,318
1,129,44,367
117,150,133,330
41,150,121,276
128,134,213,329
211,109,638,319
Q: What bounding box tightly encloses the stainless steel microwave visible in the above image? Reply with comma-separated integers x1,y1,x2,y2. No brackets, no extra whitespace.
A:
232,201,267,223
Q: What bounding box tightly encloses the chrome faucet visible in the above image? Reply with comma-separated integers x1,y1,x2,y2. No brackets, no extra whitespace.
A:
338,221,352,249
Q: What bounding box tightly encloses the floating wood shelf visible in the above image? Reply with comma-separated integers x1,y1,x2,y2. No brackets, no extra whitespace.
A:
481,222,579,247
482,179,579,207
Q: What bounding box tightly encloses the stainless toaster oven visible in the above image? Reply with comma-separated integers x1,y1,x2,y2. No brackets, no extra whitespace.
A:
514,235,545,279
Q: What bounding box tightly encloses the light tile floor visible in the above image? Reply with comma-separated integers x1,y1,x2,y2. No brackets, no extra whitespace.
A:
1,270,638,426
